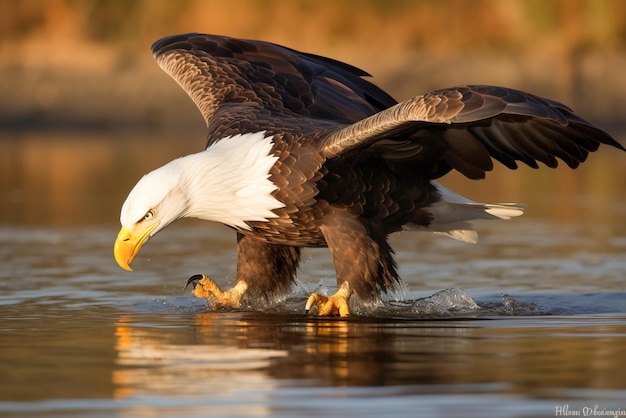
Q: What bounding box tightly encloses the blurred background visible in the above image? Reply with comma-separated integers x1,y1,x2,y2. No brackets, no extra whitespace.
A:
1,0,625,226
1,4,625,412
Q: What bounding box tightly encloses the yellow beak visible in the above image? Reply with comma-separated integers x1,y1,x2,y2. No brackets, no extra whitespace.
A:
113,223,159,271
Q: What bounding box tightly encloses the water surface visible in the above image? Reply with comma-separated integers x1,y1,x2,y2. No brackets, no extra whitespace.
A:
1,133,625,417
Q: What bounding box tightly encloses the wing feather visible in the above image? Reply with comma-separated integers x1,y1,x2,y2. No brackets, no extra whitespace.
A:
151,33,397,126
322,85,623,179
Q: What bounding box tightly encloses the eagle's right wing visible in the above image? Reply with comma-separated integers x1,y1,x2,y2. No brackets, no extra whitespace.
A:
322,85,623,179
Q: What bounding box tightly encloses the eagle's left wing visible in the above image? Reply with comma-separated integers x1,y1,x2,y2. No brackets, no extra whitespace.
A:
151,33,397,129
322,85,623,179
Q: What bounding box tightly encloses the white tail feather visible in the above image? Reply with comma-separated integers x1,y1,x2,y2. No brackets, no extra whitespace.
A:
405,182,525,243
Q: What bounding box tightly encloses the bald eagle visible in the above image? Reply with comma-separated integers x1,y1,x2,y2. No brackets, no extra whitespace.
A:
114,33,624,316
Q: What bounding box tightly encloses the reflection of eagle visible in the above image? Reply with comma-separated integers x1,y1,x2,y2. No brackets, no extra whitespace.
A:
114,33,624,316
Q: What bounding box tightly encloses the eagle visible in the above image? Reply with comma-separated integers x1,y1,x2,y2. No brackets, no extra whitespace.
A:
114,33,624,316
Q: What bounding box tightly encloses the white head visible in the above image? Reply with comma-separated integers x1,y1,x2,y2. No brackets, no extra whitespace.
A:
113,131,285,270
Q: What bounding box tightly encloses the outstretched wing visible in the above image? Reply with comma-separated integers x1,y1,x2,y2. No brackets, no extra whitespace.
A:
322,85,623,179
151,33,397,127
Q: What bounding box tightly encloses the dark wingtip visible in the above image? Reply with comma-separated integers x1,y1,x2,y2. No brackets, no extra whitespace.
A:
184,274,204,290
612,138,626,152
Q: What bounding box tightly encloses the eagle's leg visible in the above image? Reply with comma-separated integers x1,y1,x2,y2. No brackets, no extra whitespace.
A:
187,233,300,309
305,214,398,317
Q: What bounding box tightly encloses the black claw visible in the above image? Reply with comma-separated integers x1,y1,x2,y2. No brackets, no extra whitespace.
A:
185,274,204,290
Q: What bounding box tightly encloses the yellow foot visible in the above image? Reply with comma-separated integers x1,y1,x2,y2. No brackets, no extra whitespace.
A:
305,282,352,317
185,274,248,309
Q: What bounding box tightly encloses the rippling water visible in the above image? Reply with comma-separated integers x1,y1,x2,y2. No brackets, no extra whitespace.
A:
1,133,625,417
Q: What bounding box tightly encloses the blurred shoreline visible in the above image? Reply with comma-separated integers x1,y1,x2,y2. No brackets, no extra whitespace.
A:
1,46,625,136
1,0,624,136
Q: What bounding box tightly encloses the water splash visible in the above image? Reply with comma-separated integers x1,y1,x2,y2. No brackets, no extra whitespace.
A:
272,288,553,318
481,293,542,316
378,288,481,317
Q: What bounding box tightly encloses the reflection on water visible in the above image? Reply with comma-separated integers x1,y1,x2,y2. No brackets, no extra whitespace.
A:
112,312,626,392
2,300,626,417
3,288,626,416
111,311,626,416
0,131,625,417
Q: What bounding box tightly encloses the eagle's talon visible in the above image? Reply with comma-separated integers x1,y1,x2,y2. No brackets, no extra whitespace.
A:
185,274,204,290
304,292,321,314
186,274,225,299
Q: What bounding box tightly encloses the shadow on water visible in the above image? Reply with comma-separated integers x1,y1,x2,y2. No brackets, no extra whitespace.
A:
1,132,626,417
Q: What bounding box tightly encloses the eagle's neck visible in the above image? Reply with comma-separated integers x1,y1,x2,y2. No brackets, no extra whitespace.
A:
176,132,284,229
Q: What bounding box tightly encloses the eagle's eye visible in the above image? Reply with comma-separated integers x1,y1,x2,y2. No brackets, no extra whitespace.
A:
143,209,155,221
